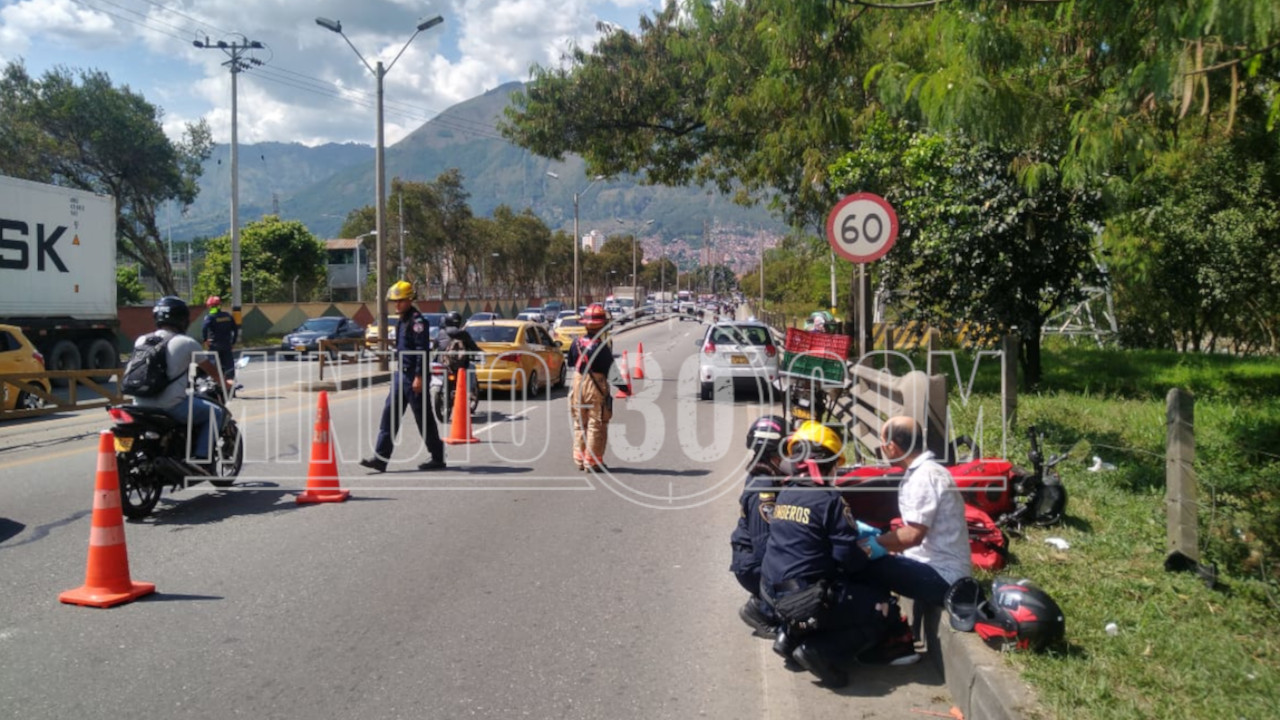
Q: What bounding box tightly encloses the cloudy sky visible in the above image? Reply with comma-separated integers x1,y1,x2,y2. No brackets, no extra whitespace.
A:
1,0,664,147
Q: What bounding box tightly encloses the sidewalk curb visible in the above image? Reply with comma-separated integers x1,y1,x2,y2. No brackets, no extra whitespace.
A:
908,601,1042,720
295,371,393,393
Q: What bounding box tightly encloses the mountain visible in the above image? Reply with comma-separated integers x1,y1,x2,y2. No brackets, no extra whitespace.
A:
173,82,788,255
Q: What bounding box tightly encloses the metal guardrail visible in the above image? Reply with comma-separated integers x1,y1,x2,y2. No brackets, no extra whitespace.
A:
317,337,371,380
0,369,126,420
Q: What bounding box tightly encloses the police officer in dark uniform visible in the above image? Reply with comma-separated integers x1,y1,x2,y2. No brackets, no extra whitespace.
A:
360,281,446,472
732,415,790,638
201,295,239,380
760,421,896,688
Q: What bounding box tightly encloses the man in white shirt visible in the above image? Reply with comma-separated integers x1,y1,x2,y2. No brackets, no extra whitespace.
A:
858,415,972,607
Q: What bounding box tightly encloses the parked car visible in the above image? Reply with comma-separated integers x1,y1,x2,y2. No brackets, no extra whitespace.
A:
468,319,566,394
282,317,365,358
551,315,589,353
696,321,779,401
467,311,502,323
364,317,399,350
515,310,549,328
0,324,51,412
542,301,565,323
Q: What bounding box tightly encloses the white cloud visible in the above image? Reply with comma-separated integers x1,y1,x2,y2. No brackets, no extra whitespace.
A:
5,0,665,146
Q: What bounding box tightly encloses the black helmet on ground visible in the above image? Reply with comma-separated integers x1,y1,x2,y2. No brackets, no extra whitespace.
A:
153,296,190,329
974,577,1066,651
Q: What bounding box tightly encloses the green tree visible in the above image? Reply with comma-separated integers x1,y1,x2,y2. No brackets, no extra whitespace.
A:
197,216,327,303
830,118,1102,385
0,61,212,295
115,265,146,305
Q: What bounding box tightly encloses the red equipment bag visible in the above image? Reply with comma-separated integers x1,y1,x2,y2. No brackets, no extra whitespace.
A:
965,505,1008,571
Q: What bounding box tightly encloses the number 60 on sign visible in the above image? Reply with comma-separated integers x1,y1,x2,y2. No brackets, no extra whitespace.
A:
825,192,899,264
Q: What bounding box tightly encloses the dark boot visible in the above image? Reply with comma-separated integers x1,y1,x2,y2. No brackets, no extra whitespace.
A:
359,457,387,473
792,641,848,688
772,627,797,661
739,598,778,639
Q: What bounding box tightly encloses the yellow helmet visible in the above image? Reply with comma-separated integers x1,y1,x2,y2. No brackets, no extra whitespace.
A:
784,421,844,462
387,280,416,301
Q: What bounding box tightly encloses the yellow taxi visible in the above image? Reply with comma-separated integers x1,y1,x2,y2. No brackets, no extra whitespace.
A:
551,315,589,353
1,324,52,412
467,319,566,393
364,317,398,350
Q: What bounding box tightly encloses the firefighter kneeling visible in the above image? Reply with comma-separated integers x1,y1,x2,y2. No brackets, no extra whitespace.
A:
568,304,619,471
760,422,917,687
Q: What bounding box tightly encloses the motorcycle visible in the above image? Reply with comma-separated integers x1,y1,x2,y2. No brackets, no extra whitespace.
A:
429,357,479,424
105,373,243,519
836,425,1071,530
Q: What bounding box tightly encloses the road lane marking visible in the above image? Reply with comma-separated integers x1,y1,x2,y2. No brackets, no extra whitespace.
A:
472,406,535,436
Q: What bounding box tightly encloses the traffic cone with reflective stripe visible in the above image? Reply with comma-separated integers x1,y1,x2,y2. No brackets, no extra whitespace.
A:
633,343,646,380
444,368,480,444
59,431,156,608
615,351,633,399
297,390,350,503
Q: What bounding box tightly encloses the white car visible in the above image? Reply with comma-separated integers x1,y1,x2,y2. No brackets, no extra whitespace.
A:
696,321,779,401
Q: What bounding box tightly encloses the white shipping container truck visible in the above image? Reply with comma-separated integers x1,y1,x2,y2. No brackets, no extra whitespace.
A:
0,175,119,372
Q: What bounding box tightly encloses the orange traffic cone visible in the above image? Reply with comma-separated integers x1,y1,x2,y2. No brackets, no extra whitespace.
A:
444,368,480,444
633,343,646,379
60,431,156,608
297,390,350,503
615,351,633,399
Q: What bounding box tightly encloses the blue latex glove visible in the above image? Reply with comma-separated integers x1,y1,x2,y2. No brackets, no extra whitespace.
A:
860,535,887,560
855,521,883,540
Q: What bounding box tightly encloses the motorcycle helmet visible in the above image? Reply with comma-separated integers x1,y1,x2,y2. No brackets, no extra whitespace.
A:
745,415,787,457
387,280,416,301
205,295,222,309
944,576,986,632
582,303,608,330
153,296,190,329
444,311,463,328
974,577,1065,651
782,421,844,471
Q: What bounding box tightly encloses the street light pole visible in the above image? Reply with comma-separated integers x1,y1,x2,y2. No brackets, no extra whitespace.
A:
194,35,265,325
547,171,603,311
317,14,443,370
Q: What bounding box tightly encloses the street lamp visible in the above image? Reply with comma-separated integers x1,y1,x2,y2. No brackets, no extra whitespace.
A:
547,171,604,312
316,13,443,369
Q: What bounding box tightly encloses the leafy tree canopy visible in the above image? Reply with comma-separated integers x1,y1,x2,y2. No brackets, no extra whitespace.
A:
0,60,212,294
196,216,327,304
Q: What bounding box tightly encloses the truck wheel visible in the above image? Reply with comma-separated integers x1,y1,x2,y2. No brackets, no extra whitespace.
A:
84,339,119,372
47,340,82,387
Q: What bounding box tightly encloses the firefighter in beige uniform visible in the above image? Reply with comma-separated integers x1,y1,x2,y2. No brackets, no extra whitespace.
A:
568,304,619,471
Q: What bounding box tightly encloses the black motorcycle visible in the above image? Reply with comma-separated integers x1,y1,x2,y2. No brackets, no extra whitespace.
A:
106,374,243,519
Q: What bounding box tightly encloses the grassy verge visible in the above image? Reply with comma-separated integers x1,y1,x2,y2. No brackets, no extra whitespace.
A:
939,344,1279,720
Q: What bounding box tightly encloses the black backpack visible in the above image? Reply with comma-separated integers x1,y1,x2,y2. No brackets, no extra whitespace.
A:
122,333,180,397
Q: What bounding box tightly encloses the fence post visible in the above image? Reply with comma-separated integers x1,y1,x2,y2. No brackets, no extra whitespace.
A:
1001,333,1019,428
1166,388,1198,563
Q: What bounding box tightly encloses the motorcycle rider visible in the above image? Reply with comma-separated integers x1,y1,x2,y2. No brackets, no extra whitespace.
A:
132,296,230,466
201,295,239,384
731,415,790,638
760,421,900,687
567,303,618,471
434,311,482,403
360,281,446,473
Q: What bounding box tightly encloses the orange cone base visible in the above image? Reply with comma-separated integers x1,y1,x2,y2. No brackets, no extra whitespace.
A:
615,388,632,399
59,580,155,609
445,436,480,445
296,488,350,504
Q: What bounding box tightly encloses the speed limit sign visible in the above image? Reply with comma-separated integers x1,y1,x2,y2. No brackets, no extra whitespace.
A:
825,192,898,263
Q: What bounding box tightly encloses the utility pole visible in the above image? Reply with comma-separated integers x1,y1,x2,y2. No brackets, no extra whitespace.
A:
195,34,266,324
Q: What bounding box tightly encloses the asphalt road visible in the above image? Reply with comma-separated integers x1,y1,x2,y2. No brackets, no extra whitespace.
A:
0,316,949,720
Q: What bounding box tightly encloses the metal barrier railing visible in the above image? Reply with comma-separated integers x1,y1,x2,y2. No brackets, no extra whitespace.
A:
0,369,125,420
317,337,372,380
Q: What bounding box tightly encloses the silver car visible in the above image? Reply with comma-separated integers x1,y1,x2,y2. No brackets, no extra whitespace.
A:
696,322,779,400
